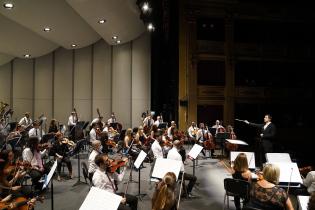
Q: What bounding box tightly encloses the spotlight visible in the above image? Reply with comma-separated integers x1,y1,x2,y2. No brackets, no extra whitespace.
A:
112,36,118,40
142,2,150,12
71,44,77,47
115,40,121,44
43,27,51,32
24,54,31,58
98,19,106,24
147,23,155,31
3,2,14,9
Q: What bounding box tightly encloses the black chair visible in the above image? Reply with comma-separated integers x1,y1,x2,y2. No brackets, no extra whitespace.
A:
242,207,263,210
81,162,92,189
223,178,250,210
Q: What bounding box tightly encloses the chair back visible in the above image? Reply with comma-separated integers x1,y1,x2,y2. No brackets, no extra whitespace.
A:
223,178,250,199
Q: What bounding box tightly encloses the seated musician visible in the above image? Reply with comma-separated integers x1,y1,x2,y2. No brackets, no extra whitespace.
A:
212,120,226,133
18,112,32,130
89,123,100,141
107,126,119,141
51,132,73,181
245,164,294,210
48,119,58,134
303,169,315,194
154,116,163,127
231,153,252,210
152,172,177,210
22,137,48,191
123,128,133,154
151,131,164,159
28,121,43,141
135,126,147,145
92,153,138,210
167,121,176,140
187,122,198,141
88,140,102,181
143,114,154,129
167,140,197,198
196,123,211,157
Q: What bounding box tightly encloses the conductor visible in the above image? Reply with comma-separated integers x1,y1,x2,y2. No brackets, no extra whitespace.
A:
244,114,276,164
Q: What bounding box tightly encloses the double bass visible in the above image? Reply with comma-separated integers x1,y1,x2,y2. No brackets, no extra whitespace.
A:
203,131,215,150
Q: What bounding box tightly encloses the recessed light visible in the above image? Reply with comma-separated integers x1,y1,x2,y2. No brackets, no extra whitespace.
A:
3,2,14,9
112,36,118,40
98,19,106,24
115,40,121,44
24,54,31,58
43,27,51,32
142,2,150,12
147,23,155,31
71,44,77,47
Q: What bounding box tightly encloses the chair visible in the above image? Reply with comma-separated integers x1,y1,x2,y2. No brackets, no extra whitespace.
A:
242,207,263,210
81,162,92,189
223,178,250,210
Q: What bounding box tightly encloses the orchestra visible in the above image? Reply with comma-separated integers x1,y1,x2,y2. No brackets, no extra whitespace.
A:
0,105,312,210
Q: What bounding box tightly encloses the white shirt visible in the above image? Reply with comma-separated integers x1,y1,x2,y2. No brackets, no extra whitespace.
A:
28,128,43,140
22,147,46,171
89,128,97,141
167,127,173,139
93,168,115,193
154,120,160,127
19,117,32,127
107,117,116,124
143,117,154,127
91,118,100,126
67,115,77,126
151,140,163,158
303,171,315,193
188,126,198,138
167,147,184,171
263,122,271,130
88,150,100,174
196,129,208,142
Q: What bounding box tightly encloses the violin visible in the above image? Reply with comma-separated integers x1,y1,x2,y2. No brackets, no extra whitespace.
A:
105,140,116,147
0,196,43,210
3,160,31,176
107,158,128,173
61,138,76,147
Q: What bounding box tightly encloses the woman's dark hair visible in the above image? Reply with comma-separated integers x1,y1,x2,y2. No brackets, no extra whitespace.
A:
28,136,39,153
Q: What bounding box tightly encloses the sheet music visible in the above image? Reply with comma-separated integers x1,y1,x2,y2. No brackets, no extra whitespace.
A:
298,196,309,210
134,150,147,169
271,162,303,184
187,144,203,160
226,139,248,145
151,158,182,180
80,187,122,210
43,160,57,189
230,151,255,169
266,153,292,163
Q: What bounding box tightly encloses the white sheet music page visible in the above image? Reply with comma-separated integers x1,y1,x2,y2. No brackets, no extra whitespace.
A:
187,144,203,160
134,150,147,169
226,139,248,145
43,160,57,189
151,158,182,180
272,162,303,184
298,196,310,210
80,187,122,210
230,151,255,169
266,153,292,163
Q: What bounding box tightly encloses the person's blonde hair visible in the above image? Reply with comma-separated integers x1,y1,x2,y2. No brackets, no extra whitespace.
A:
233,153,249,172
152,172,176,210
263,164,280,184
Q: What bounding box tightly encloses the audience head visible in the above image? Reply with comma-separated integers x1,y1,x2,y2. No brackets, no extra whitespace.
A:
263,163,280,184
233,153,249,172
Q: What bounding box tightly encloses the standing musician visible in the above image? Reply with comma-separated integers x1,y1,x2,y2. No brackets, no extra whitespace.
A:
143,114,154,134
151,131,164,159
92,153,138,210
19,112,33,130
91,116,105,130
167,140,197,198
67,111,78,140
51,132,74,181
107,112,116,124
167,121,176,140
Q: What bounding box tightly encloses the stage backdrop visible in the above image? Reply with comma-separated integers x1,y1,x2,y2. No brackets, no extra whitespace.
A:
0,33,151,129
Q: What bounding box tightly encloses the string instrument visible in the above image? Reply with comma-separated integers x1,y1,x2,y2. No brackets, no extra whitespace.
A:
73,108,78,123
106,139,116,147
203,132,215,150
107,158,128,174
61,138,76,148
3,160,31,176
225,128,238,151
0,196,43,210
96,108,103,130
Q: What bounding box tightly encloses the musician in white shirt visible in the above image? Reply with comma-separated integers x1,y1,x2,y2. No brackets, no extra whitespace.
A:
167,140,197,198
92,153,138,210
303,170,315,194
19,112,32,129
28,121,43,140
143,114,154,128
187,122,198,139
88,140,102,180
67,111,77,126
154,116,163,127
167,121,176,140
151,133,163,158
107,112,116,124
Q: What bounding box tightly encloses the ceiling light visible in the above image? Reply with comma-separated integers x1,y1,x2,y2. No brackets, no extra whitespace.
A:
115,40,121,44
112,36,118,40
43,27,51,32
3,2,14,9
71,44,77,47
98,19,106,24
24,54,31,58
142,2,150,12
147,23,155,32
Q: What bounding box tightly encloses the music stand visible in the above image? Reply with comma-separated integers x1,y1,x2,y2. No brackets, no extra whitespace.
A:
72,138,89,187
7,136,21,150
41,133,55,144
43,160,57,210
158,122,167,129
215,132,230,156
134,150,148,200
187,144,204,177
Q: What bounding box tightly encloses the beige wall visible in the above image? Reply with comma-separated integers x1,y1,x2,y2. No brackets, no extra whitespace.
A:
0,33,151,128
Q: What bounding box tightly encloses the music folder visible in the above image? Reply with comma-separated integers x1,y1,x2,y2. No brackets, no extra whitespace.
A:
134,150,147,169
43,160,57,190
271,162,303,187
226,139,248,145
151,158,182,181
187,144,203,160
80,187,122,210
265,153,292,163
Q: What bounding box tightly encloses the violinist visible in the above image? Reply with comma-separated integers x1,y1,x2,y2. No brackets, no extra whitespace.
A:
28,121,43,141
18,112,32,131
123,128,133,154
51,132,73,181
92,153,138,210
88,140,102,181
22,137,47,191
89,123,100,141
151,131,163,159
